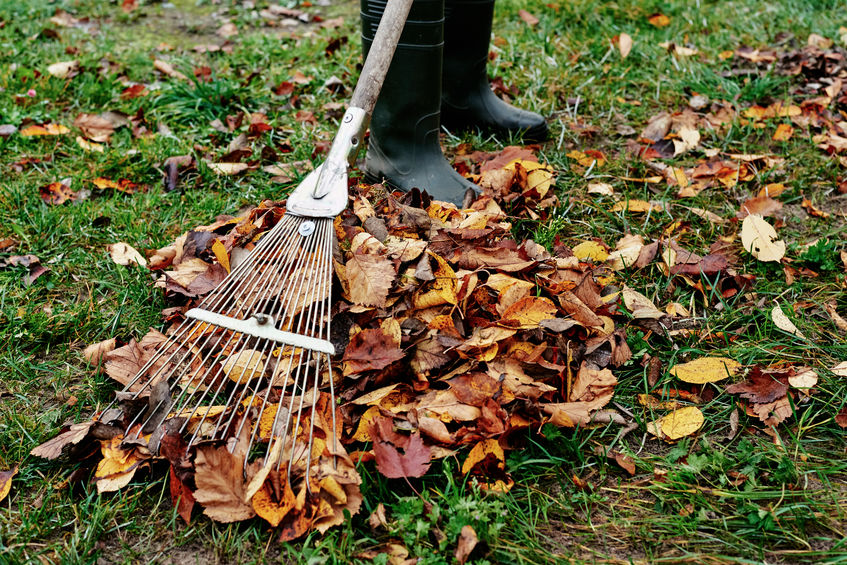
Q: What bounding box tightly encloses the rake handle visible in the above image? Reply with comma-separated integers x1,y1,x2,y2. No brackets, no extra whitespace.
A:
349,0,414,115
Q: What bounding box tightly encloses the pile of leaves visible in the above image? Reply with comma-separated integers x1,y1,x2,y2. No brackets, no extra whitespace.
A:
31,151,633,539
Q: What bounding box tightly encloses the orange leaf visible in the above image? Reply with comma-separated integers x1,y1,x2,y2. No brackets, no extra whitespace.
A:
252,473,296,527
772,123,794,141
461,438,504,475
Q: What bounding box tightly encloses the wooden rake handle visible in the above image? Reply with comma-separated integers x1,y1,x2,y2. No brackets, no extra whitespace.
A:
349,0,415,115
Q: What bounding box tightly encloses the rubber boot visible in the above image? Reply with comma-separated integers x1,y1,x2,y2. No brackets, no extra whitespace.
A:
441,0,548,141
361,0,479,206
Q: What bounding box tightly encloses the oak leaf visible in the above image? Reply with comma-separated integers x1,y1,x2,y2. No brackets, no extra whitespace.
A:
193,444,256,522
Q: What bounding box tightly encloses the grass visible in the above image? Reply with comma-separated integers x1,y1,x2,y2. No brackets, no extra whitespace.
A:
1,0,846,563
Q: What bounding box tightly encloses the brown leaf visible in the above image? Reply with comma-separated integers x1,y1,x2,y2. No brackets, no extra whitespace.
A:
455,525,479,565
372,420,431,479
39,181,77,205
83,338,117,366
726,367,789,404
738,195,783,219
74,113,115,142
343,329,405,375
193,444,256,522
346,252,395,307
169,464,195,524
30,422,93,460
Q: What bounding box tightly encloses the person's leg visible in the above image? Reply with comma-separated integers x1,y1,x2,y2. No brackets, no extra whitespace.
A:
361,0,479,206
441,0,548,141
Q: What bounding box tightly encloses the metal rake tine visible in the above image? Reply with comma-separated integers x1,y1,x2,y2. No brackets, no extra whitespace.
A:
224,217,327,449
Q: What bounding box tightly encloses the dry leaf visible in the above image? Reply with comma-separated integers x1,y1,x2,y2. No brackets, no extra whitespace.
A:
193,445,256,522
346,252,395,307
617,33,633,58
455,525,479,565
771,304,805,339
83,338,117,365
0,466,18,503
47,60,79,78
648,406,704,440
107,242,147,267
741,215,785,262
670,357,741,384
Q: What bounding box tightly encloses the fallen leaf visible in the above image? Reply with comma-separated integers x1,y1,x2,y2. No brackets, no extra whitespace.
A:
372,421,431,479
518,9,539,26
740,215,785,262
648,13,670,27
0,466,18,503
617,33,633,58
455,525,479,565
37,178,77,205
207,162,248,175
649,406,704,440
83,338,117,365
47,60,79,78
346,252,395,307
343,329,405,375
30,422,93,460
20,124,69,136
670,357,741,384
572,241,609,262
830,362,847,377
738,195,782,219
772,123,794,141
771,304,805,339
74,113,115,143
193,445,256,522
622,287,665,320
107,242,147,268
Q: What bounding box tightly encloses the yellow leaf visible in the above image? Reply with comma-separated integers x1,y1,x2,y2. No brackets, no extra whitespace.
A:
648,407,704,440
20,124,69,136
740,214,785,262
501,296,557,329
611,199,657,213
0,466,18,503
76,136,104,152
572,241,609,262
670,357,741,384
461,439,504,474
648,13,670,27
211,239,230,273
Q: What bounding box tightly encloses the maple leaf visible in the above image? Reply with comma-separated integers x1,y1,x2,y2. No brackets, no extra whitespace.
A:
345,251,395,307
726,368,789,403
372,420,431,479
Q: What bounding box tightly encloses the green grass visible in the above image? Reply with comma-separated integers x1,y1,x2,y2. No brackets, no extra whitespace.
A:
1,0,847,563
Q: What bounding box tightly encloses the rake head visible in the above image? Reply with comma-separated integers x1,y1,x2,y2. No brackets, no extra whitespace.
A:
95,214,339,485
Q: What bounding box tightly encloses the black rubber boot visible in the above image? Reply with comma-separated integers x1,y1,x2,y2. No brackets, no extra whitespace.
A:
361,0,479,206
442,0,548,141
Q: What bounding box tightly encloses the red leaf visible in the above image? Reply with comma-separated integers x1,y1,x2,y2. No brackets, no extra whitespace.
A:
342,329,404,374
169,465,195,524
372,425,431,479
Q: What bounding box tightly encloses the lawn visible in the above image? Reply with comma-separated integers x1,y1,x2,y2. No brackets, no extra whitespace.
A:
0,0,846,563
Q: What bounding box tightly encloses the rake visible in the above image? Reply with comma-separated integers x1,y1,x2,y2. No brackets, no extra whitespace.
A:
95,0,414,486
